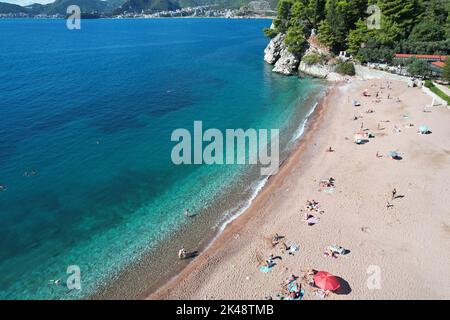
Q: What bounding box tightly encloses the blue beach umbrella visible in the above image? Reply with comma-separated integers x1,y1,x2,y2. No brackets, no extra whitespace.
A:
419,125,429,134
388,151,398,158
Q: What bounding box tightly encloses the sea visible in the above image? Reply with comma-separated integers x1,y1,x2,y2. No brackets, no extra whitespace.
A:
0,18,326,299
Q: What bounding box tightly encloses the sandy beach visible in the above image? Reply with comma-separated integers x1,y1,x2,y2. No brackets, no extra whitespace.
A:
149,74,450,300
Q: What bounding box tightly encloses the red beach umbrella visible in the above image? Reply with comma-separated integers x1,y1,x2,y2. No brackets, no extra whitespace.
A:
313,271,341,291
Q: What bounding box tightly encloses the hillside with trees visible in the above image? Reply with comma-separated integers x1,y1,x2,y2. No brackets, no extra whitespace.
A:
265,0,449,64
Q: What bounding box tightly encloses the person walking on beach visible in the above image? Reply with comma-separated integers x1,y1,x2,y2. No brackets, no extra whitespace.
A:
184,209,190,217
392,188,397,200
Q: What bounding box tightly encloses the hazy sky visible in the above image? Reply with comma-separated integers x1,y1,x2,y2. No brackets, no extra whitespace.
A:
3,0,56,5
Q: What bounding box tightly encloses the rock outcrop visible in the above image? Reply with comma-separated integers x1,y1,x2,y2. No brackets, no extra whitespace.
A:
298,61,332,79
272,47,300,75
264,32,350,81
264,33,285,65
264,33,300,75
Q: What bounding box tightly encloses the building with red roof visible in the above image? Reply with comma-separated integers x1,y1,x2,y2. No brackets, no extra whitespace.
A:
394,54,447,76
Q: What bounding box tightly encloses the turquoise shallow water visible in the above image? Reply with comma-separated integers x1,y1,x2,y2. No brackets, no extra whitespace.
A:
0,18,325,299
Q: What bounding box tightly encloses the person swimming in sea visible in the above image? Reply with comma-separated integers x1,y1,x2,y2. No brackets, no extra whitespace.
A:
0,185,7,191
23,169,37,177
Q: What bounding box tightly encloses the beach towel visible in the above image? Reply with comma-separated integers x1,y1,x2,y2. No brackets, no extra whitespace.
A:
259,265,274,273
306,217,319,225
323,187,334,194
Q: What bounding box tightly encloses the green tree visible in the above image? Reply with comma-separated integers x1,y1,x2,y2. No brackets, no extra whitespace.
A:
357,37,395,63
407,58,431,78
408,20,445,42
274,0,295,33
317,20,335,48
263,28,279,38
285,22,307,55
377,0,422,40
308,0,326,29
347,19,371,56
324,0,346,51
443,57,450,81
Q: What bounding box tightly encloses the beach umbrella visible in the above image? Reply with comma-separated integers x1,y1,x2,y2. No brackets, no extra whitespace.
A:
419,125,429,134
354,132,365,143
313,271,340,291
388,151,398,158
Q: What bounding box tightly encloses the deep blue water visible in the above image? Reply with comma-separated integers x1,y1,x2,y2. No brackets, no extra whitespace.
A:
0,18,324,299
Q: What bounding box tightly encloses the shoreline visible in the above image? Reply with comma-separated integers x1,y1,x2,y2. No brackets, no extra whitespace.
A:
90,80,327,300
147,83,336,299
148,75,450,300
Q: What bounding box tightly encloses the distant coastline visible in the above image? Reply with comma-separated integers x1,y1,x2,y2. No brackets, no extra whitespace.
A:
0,15,275,19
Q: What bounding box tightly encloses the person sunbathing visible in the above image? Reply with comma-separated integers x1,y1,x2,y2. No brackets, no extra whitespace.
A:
266,258,275,268
271,233,282,247
323,248,337,259
286,274,297,284
304,211,312,220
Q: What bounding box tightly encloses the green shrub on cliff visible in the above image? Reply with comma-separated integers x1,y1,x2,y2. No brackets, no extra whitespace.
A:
335,61,355,76
263,28,279,39
285,23,307,55
302,53,323,65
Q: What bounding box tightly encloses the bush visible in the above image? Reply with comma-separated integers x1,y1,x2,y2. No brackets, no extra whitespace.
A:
302,53,323,65
407,58,431,78
443,57,450,82
335,61,355,76
263,28,279,39
285,24,307,55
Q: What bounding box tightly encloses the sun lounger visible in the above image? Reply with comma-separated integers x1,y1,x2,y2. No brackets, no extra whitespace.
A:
259,265,274,273
328,244,346,255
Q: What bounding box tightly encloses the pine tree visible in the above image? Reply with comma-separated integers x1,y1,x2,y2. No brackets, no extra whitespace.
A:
377,0,422,39
347,19,371,56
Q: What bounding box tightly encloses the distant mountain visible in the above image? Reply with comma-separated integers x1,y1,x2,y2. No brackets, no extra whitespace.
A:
0,2,27,13
118,0,181,13
0,0,276,15
24,3,46,14
0,0,127,15
43,0,127,14
117,0,277,13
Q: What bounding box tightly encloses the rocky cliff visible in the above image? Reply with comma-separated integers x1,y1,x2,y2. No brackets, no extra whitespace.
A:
264,32,347,81
264,33,300,75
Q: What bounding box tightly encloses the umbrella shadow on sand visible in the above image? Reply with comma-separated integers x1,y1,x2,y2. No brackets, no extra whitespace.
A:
334,277,352,295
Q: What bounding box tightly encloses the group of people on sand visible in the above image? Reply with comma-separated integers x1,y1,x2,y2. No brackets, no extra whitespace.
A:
319,177,335,188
